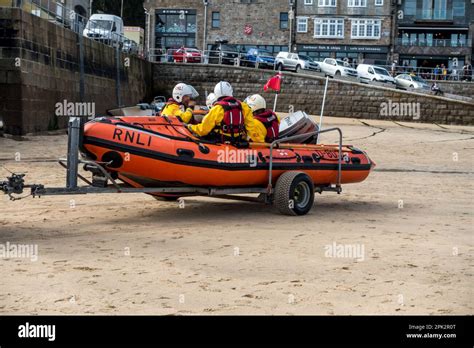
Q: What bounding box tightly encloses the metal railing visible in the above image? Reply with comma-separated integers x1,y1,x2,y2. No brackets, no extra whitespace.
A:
268,128,344,192
397,38,471,48
148,48,279,70
376,64,472,81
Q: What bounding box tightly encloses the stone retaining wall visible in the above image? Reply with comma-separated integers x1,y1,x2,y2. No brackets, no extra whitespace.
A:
0,8,153,135
154,63,474,125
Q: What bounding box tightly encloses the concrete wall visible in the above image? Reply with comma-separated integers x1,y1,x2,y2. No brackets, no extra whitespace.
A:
154,63,474,125
0,8,153,135
436,81,474,98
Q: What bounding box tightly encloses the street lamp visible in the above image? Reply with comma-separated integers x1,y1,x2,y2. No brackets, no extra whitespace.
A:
203,0,209,53
288,8,294,52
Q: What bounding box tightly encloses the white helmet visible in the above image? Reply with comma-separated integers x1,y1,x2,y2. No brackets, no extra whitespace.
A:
206,93,217,109
172,83,199,103
245,94,266,113
214,81,233,99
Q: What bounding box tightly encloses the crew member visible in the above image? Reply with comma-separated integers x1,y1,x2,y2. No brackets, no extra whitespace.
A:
187,81,266,143
245,94,280,143
161,83,199,123
206,92,217,109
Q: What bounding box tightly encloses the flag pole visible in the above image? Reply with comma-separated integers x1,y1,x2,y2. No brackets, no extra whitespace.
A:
318,76,329,141
273,71,282,112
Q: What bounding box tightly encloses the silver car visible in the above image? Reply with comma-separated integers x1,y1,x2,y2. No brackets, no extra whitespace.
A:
394,74,430,90
275,52,320,73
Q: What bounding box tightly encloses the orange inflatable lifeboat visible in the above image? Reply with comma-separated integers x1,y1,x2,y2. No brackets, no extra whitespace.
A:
81,115,375,215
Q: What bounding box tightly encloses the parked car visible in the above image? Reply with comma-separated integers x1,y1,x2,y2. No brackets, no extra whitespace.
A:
208,41,240,65
243,48,275,69
394,74,430,90
83,14,124,47
173,47,202,63
122,39,139,55
319,58,358,78
275,52,320,73
357,64,395,84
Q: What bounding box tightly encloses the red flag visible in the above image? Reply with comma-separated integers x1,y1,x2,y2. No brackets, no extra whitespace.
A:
264,73,282,92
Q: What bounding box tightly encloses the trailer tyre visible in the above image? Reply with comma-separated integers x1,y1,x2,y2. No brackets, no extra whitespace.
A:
152,195,180,202
274,171,314,216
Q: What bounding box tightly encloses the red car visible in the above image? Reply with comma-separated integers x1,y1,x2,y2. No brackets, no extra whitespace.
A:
172,47,202,63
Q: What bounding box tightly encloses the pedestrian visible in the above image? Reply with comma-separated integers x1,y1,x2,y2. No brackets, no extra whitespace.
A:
434,65,441,80
463,62,472,82
451,68,458,81
431,82,443,96
441,64,447,80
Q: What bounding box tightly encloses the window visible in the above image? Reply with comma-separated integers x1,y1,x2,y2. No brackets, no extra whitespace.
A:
453,0,465,16
304,0,314,4
351,19,381,39
404,0,416,15
314,18,344,38
297,17,308,32
348,0,367,7
422,0,448,19
318,0,337,7
280,12,289,29
155,9,198,49
211,12,220,28
375,0,383,5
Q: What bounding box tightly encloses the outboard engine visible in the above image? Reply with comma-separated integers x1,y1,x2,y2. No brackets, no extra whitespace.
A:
279,111,319,144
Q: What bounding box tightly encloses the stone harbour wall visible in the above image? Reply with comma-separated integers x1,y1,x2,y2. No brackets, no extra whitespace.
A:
0,8,153,135
154,63,474,125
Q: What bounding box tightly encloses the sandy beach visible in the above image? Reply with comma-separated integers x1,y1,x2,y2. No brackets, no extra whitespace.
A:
0,116,472,315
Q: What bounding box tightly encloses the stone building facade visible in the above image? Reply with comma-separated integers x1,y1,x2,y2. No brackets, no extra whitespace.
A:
295,0,394,64
144,0,472,66
144,0,293,56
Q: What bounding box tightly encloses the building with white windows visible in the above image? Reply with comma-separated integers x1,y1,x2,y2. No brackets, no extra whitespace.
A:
295,0,394,64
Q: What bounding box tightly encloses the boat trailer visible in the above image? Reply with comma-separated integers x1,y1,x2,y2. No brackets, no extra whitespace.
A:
1,117,343,207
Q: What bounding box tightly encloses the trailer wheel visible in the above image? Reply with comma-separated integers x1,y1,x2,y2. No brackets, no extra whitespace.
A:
152,195,180,202
274,171,314,216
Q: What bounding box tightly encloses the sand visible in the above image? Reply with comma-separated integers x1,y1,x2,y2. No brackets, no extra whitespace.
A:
0,116,472,315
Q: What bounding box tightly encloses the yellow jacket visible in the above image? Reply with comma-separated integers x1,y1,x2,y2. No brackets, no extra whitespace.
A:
161,102,194,123
189,101,267,143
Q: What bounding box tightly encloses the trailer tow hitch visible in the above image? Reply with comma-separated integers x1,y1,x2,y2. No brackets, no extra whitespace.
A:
1,173,44,200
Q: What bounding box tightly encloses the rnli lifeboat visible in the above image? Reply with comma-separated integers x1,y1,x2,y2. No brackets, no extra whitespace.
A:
81,113,375,215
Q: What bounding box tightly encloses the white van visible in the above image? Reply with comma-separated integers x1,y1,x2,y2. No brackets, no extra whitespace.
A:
357,64,395,84
83,14,124,46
